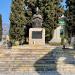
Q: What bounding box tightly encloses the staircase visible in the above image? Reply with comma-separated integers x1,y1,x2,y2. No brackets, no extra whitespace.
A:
0,46,75,74
0,46,52,72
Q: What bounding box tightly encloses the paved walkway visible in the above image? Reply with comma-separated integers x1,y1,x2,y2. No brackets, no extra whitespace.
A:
0,46,75,75
0,71,75,75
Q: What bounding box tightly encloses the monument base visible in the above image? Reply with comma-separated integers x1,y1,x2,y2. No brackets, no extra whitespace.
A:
29,28,45,45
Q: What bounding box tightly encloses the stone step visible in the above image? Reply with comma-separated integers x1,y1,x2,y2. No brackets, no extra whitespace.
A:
0,63,75,72
0,46,75,72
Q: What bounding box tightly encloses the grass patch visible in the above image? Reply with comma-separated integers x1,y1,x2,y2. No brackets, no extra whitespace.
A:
48,42,61,46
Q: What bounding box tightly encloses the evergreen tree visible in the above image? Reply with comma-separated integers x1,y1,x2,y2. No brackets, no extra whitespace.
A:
0,14,2,41
10,0,27,43
25,0,64,42
66,0,75,36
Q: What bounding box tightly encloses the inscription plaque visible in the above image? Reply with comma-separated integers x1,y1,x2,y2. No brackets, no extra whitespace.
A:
32,31,42,39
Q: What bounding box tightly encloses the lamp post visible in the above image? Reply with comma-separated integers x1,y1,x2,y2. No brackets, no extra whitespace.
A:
24,25,27,44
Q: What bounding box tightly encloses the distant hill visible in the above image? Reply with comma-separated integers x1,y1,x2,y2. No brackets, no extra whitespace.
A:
2,23,10,35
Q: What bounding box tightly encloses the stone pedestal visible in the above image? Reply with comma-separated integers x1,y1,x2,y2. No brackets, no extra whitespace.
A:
29,28,45,45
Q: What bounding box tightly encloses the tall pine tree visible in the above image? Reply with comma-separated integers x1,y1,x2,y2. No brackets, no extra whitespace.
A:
66,0,75,36
10,0,27,42
0,14,2,41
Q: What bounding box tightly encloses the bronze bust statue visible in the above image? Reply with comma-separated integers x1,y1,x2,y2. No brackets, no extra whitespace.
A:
32,7,43,28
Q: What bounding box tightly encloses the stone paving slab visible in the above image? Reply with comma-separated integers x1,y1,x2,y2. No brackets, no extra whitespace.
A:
0,71,75,75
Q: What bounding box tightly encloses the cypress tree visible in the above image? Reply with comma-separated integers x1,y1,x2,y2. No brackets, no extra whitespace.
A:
10,0,27,43
0,14,2,41
66,0,75,36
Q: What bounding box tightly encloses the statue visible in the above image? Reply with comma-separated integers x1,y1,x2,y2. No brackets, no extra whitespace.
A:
32,7,43,28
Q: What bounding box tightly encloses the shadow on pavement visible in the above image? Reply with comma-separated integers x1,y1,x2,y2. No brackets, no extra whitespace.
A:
34,47,75,75
34,47,61,75
63,48,75,65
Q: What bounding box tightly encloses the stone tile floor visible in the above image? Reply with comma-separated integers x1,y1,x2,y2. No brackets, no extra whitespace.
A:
0,46,75,75
0,71,75,75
